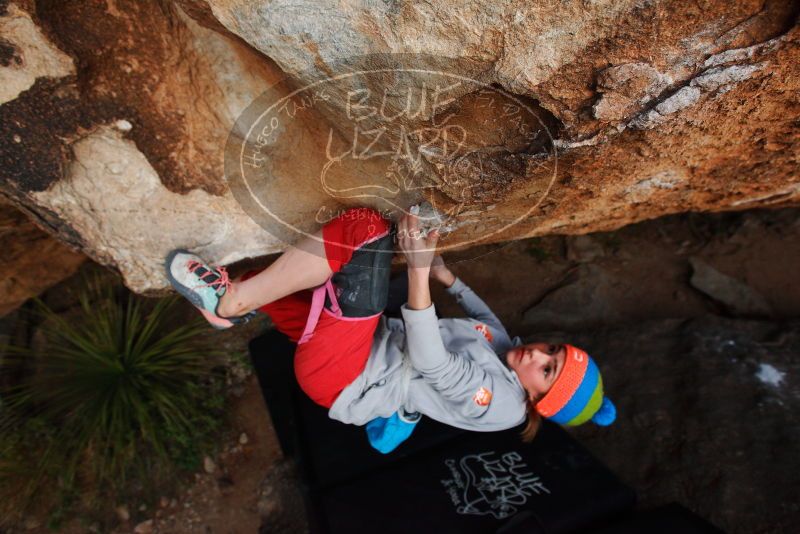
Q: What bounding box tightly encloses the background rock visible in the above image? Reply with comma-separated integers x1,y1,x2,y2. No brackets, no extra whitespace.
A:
689,256,773,316
565,234,605,263
569,317,800,534
438,208,800,334
522,264,626,329
0,200,84,316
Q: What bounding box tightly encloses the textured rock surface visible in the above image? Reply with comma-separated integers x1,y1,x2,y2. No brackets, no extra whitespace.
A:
0,201,85,316
0,2,74,105
1,0,286,294
32,126,275,293
689,256,772,316
1,0,799,294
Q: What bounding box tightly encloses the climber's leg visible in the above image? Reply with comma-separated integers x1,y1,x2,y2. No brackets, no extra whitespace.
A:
223,207,393,319
165,230,332,329
216,230,333,318
166,208,390,330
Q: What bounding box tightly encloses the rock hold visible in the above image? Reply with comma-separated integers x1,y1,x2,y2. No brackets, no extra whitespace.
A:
593,62,671,121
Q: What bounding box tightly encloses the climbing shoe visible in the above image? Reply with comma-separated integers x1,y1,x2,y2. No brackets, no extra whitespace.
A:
165,249,255,330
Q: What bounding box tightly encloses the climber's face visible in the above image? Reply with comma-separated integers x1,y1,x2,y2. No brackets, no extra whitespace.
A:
506,343,566,400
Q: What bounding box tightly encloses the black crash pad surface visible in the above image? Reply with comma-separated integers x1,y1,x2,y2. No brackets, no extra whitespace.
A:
249,329,636,533
590,502,726,533
317,424,635,534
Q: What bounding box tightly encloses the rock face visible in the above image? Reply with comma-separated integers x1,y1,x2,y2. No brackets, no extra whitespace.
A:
1,0,799,295
1,0,287,298
0,2,74,105
0,200,84,316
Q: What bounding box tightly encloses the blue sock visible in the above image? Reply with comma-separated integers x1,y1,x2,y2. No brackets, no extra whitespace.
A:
365,411,420,454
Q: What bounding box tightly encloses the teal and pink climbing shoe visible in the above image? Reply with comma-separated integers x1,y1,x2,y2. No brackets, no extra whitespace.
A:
165,249,254,329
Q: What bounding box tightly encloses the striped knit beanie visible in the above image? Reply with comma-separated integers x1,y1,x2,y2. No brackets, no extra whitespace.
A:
535,344,616,427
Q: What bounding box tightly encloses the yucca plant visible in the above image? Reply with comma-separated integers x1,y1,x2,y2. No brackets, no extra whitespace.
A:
0,277,227,523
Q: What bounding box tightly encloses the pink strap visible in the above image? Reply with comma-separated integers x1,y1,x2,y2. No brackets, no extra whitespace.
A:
298,277,341,344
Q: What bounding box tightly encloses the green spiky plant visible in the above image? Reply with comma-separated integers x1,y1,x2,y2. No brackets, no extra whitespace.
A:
0,277,227,525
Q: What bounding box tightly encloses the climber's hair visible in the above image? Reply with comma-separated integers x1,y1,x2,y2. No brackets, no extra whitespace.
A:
520,399,542,443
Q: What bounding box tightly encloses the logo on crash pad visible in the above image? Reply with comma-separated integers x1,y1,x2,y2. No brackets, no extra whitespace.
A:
440,451,550,519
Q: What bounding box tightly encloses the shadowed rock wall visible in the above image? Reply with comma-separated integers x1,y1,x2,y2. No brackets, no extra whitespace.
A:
0,199,84,315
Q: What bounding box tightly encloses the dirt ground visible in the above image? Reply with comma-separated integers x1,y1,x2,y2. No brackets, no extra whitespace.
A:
108,374,302,534
9,207,800,533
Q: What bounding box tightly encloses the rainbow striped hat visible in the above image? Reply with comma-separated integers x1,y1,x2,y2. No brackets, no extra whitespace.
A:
535,344,616,427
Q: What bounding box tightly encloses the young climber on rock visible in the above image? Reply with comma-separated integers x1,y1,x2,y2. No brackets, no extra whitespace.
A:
165,207,616,453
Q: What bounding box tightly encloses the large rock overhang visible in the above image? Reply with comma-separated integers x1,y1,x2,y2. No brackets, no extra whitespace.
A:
0,0,798,293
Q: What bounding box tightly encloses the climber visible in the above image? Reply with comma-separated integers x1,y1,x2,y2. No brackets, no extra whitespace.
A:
165,207,616,453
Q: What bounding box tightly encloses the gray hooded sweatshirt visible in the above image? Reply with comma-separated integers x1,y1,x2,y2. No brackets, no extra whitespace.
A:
328,278,528,431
